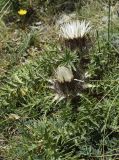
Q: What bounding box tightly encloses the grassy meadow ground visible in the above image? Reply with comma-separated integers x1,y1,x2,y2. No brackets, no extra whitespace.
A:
0,0,119,159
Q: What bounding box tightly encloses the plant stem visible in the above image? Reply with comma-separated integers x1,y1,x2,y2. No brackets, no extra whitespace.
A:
96,30,101,53
108,0,111,49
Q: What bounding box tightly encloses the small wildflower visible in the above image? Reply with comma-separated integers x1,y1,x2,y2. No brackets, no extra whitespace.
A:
18,9,27,16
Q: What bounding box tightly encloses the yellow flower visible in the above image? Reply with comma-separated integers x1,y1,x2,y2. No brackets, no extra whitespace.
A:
18,9,27,16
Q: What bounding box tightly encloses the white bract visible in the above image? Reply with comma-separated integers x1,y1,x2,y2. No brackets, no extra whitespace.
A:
59,20,91,39
55,66,74,83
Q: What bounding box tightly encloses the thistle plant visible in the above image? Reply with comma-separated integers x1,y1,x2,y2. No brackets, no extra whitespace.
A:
49,20,93,102
49,65,93,102
59,20,92,51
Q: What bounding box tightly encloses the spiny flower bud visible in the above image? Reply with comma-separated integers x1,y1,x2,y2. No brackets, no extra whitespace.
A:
55,66,74,83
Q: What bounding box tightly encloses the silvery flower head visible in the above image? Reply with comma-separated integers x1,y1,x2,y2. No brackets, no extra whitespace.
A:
55,66,74,83
59,20,91,39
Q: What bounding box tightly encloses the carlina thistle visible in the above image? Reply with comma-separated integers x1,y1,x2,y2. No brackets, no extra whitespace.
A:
49,66,94,102
49,66,74,102
55,66,74,83
59,20,91,50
